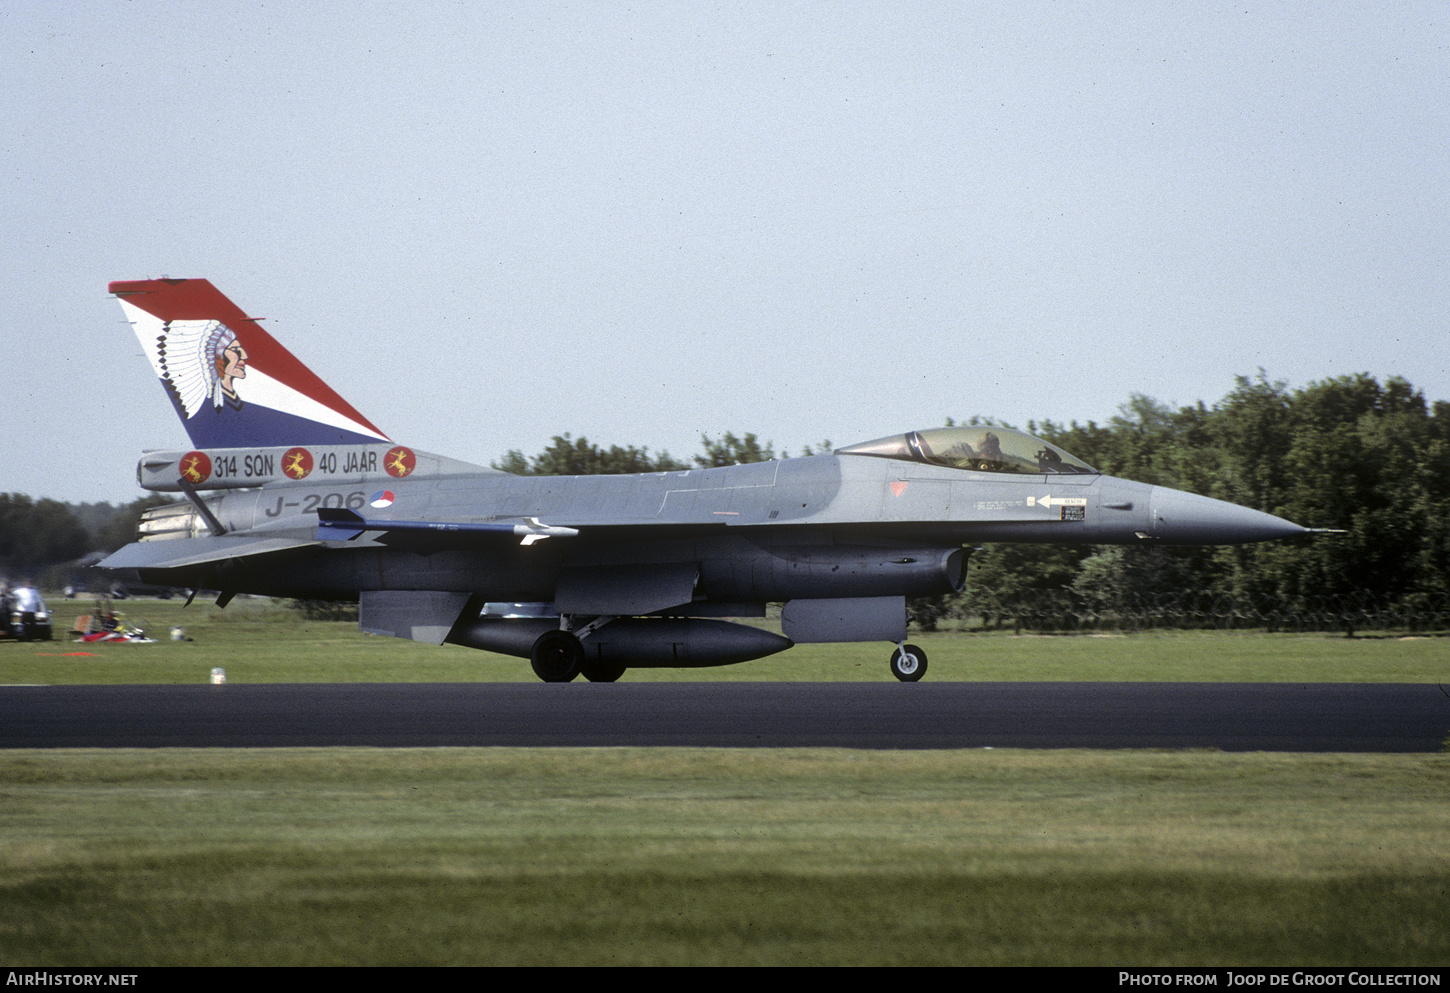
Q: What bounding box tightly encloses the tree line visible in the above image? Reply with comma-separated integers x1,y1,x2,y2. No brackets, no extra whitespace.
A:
490,431,832,475
0,495,168,585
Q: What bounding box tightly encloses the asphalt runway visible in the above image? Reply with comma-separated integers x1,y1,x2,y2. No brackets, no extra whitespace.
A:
1,681,1446,750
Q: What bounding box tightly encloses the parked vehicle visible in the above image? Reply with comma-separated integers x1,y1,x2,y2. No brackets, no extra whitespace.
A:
4,584,53,641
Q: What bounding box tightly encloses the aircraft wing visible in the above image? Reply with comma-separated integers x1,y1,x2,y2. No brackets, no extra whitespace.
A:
98,536,320,571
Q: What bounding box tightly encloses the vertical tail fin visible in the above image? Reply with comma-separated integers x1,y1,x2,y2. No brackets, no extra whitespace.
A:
111,278,390,449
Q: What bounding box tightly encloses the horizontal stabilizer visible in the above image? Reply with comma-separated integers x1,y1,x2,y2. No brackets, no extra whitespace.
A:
99,536,318,571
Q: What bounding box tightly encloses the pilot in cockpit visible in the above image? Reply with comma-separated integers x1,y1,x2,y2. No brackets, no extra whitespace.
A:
976,432,1004,466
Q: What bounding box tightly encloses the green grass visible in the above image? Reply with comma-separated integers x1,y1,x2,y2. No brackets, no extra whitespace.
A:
2,748,1447,966
3,595,1446,684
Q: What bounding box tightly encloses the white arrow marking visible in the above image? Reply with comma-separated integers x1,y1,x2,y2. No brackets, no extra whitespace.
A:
1027,495,1088,508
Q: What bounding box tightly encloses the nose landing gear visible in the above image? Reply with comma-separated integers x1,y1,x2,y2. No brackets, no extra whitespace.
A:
889,642,927,681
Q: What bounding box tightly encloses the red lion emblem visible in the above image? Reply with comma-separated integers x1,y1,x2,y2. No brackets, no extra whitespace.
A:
384,446,416,478
282,447,314,480
179,451,212,485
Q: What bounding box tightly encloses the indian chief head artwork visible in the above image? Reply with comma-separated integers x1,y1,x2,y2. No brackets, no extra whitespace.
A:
156,319,250,416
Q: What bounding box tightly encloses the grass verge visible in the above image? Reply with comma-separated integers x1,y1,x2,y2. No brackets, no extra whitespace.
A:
2,748,1448,966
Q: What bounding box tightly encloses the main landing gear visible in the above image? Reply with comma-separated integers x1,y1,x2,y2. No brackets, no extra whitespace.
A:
529,630,584,682
889,642,927,682
528,628,626,682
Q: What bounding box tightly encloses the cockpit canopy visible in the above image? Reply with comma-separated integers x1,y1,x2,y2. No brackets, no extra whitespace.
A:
836,426,1098,475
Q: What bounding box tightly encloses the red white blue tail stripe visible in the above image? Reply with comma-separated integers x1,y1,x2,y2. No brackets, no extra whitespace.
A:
111,278,390,449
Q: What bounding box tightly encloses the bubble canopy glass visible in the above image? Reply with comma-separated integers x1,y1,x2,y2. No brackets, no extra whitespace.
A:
836,426,1099,475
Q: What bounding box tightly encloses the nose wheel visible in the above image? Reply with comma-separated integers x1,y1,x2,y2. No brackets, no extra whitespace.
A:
889,643,927,682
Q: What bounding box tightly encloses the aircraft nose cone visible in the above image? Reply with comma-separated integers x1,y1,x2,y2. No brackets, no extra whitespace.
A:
1148,486,1308,544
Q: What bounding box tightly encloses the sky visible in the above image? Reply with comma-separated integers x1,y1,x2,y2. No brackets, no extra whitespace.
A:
3,1,1447,505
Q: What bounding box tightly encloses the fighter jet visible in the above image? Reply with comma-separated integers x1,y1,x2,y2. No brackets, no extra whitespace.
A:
100,278,1313,681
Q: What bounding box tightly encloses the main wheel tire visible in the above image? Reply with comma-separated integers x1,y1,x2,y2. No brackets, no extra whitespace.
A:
530,630,584,682
580,658,627,683
889,644,927,682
